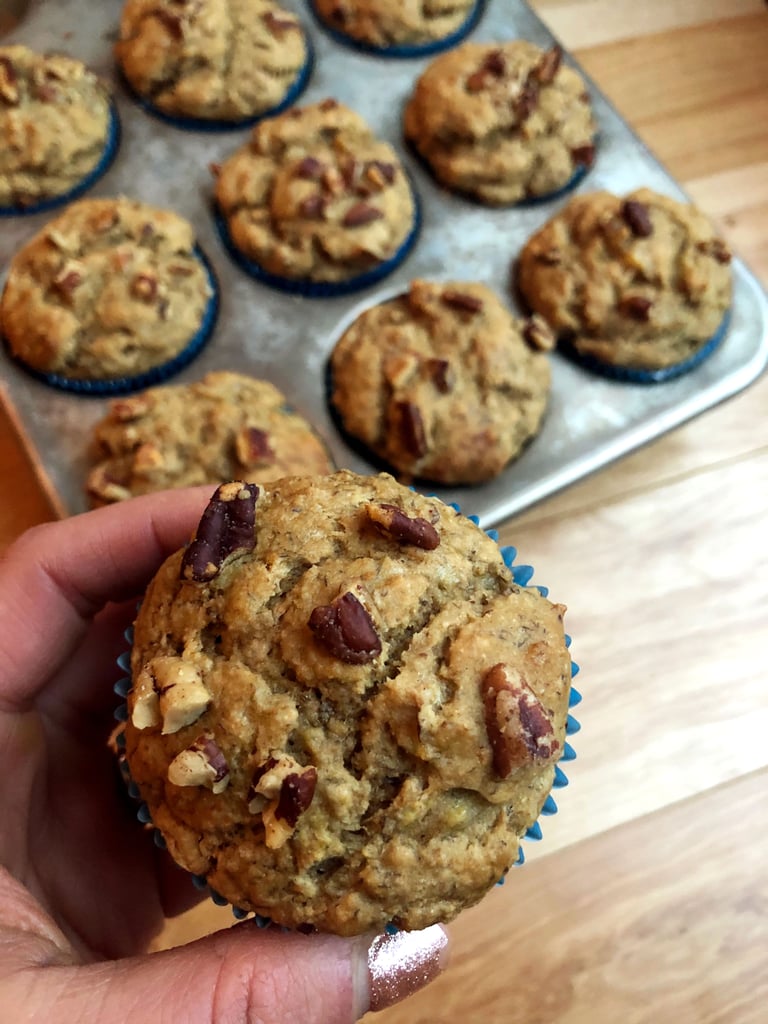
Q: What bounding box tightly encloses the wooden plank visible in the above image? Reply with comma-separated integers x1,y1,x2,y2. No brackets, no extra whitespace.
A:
369,767,768,1024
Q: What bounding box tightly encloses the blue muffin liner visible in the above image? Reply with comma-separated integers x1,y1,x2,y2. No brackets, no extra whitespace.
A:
0,103,121,218
2,245,220,396
308,0,486,59
114,515,580,929
119,33,314,133
213,182,421,298
560,308,732,384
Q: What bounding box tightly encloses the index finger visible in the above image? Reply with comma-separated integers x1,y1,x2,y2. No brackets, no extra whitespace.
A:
0,486,212,713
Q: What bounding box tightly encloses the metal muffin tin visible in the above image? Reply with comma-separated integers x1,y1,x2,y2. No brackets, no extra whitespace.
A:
2,0,767,527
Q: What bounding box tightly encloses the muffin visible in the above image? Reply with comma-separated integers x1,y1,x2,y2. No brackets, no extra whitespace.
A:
115,0,312,128
329,279,553,484
0,197,218,394
86,371,335,505
0,45,118,214
213,98,419,296
311,0,483,57
123,470,574,935
516,188,733,381
404,40,596,205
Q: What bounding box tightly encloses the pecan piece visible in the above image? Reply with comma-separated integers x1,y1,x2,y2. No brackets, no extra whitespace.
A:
168,734,229,794
0,56,19,105
86,466,132,505
133,656,212,734
154,9,184,40
235,426,274,467
342,202,383,227
618,295,653,322
570,143,596,167
308,592,382,664
110,393,154,422
441,290,483,314
481,663,559,778
319,98,339,111
697,238,732,265
466,49,506,92
299,193,327,219
262,10,298,35
52,265,84,301
275,770,318,827
250,757,317,848
365,503,440,551
536,246,563,266
395,401,428,458
523,314,556,352
131,273,158,303
132,442,165,473
425,357,453,394
621,199,654,238
366,160,396,188
296,156,326,180
514,78,540,121
534,45,563,85
181,481,259,582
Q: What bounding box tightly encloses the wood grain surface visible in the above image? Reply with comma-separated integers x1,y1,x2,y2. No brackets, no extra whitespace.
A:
1,2,767,1021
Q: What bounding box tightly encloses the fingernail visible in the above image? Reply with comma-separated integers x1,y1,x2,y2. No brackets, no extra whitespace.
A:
367,925,449,1013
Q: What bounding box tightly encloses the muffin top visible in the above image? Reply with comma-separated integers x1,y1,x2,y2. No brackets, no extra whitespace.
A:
87,371,335,505
1,197,213,381
314,0,477,49
404,40,596,204
516,188,733,370
115,0,308,122
330,279,553,484
0,45,112,209
214,99,416,284
124,470,572,935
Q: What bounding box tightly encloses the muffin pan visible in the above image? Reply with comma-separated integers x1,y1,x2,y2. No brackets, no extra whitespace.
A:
1,0,767,527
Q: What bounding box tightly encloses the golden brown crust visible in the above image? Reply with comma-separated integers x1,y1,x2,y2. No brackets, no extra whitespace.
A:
314,0,476,48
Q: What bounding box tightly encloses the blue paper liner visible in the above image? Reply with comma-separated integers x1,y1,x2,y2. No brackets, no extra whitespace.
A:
559,308,732,384
2,246,220,396
118,34,314,133
114,516,580,929
213,184,421,298
0,103,122,218
308,0,486,59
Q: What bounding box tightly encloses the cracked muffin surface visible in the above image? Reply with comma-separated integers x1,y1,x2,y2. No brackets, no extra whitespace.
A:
124,471,572,935
516,188,733,371
0,197,212,381
0,45,113,209
214,99,416,285
329,279,553,484
314,0,477,48
86,371,335,506
115,0,308,122
404,39,596,204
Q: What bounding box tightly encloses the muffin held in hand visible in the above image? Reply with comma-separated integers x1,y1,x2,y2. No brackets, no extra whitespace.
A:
124,470,573,935
0,197,217,393
312,0,481,55
516,188,733,381
404,40,596,205
115,0,311,126
213,98,419,295
329,279,553,484
86,371,334,505
0,45,117,213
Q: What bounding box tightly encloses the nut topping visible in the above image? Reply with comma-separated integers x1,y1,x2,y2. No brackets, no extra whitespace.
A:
153,9,184,40
514,79,540,121
621,199,654,238
110,394,154,422
0,56,19,105
481,663,559,778
131,273,158,303
249,756,317,848
697,238,732,265
570,143,596,167
342,202,383,227
132,656,212,734
299,193,327,219
296,156,326,180
132,442,165,473
466,49,506,92
618,295,653,322
168,734,230,794
523,314,556,352
275,770,318,828
52,265,84,300
441,290,484,314
395,401,428,459
366,160,396,187
235,426,275,467
308,592,382,664
85,466,132,505
425,357,453,394
181,481,259,582
534,45,563,85
365,503,441,551
262,10,298,35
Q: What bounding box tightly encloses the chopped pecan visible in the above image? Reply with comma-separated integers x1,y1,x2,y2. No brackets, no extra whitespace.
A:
618,295,653,322
181,481,259,582
570,143,596,167
249,756,317,848
262,10,298,34
52,265,84,300
466,49,506,92
308,592,382,664
275,770,318,827
33,83,58,103
319,97,339,111
322,166,344,195
132,442,165,473
168,734,230,794
110,394,154,422
523,314,556,352
425,357,453,394
441,290,484,314
365,503,441,550
481,663,559,778
697,238,732,265
296,156,326,180
395,401,428,458
299,193,327,219
0,56,19,105
154,9,184,40
131,273,158,303
342,202,383,227
366,160,396,188
133,656,212,734
621,199,654,238
235,426,275,467
534,45,563,85
536,246,562,266
514,78,540,121
86,466,132,505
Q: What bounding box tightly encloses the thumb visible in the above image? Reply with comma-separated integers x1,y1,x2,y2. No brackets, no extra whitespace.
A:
5,920,449,1023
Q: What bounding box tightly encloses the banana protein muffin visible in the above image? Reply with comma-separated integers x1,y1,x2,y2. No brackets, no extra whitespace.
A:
329,279,553,484
123,470,573,935
86,371,335,505
0,45,117,213
0,196,217,393
311,0,481,55
115,0,311,126
404,40,596,204
213,98,419,294
516,187,733,380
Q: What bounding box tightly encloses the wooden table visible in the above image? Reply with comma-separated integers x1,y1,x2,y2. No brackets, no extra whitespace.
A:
2,2,767,1021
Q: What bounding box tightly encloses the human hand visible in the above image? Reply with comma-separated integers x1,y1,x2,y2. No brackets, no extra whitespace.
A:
0,489,447,1022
